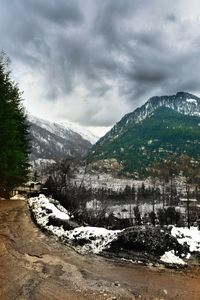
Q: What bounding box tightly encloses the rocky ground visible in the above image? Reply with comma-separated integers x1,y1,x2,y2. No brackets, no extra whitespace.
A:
0,199,200,300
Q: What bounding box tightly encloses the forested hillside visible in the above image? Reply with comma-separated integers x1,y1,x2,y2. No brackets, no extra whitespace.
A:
88,93,200,175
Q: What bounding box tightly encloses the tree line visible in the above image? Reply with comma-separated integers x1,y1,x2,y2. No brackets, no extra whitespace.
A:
41,154,200,229
0,52,29,198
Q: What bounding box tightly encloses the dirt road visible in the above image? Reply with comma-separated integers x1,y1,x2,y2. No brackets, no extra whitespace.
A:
0,200,199,300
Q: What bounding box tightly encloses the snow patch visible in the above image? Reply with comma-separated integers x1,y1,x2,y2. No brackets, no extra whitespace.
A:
28,195,200,261
28,195,120,254
34,158,56,166
64,226,120,254
28,194,70,228
171,226,200,252
10,194,26,201
160,250,186,265
186,98,197,105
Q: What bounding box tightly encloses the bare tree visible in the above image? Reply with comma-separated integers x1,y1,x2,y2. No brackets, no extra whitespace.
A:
178,155,200,228
148,164,159,226
43,157,79,210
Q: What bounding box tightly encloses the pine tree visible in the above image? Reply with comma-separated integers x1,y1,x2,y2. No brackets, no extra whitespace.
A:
0,51,30,198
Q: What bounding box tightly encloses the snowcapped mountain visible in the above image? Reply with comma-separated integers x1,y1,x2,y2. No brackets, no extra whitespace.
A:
122,91,200,124
58,120,98,144
28,115,98,166
88,92,200,174
100,92,200,144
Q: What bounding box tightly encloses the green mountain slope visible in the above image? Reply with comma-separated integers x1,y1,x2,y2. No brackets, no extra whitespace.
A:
88,106,200,174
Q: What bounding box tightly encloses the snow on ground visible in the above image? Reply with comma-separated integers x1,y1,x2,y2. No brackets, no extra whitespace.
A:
171,226,200,253
65,226,120,254
28,194,70,228
72,168,187,195
10,194,27,201
160,226,200,265
160,250,186,265
28,194,121,254
28,194,200,263
72,169,151,192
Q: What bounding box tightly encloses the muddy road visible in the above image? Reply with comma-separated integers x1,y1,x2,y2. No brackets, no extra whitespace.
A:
0,200,199,300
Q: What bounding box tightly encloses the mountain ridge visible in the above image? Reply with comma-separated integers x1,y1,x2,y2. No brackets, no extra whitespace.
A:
28,115,98,167
98,92,200,145
29,115,98,144
88,92,200,174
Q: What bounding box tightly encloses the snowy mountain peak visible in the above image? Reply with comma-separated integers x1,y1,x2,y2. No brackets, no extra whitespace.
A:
88,91,200,174
116,92,200,132
28,115,98,144
28,114,98,167
133,91,200,125
58,120,98,144
97,91,200,145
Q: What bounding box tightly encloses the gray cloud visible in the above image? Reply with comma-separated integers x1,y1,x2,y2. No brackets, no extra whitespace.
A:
24,0,83,25
166,14,177,23
0,0,200,129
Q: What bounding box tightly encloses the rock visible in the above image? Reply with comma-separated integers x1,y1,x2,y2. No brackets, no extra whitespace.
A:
47,216,79,230
114,281,120,287
163,289,168,295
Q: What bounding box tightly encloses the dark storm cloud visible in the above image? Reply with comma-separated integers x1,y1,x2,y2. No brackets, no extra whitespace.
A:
1,0,200,127
94,0,140,46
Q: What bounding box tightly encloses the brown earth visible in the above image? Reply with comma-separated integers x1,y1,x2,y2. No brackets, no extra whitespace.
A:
0,200,200,300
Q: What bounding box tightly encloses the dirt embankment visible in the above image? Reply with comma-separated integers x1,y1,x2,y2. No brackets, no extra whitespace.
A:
0,200,200,300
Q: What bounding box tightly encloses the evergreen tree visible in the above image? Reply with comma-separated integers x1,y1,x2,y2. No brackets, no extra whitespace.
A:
0,51,30,198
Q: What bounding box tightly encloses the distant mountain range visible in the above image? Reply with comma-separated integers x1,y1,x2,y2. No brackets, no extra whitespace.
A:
28,115,98,167
88,92,200,174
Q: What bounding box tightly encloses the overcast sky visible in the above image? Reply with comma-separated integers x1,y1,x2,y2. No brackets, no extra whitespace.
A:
1,0,200,136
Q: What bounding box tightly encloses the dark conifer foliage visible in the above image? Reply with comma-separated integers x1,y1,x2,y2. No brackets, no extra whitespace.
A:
0,51,30,198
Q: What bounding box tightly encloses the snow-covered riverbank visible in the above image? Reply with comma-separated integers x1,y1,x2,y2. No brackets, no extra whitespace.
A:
28,195,200,266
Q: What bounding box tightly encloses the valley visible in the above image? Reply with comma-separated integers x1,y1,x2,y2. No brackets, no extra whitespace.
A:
2,2,200,299
3,91,200,299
